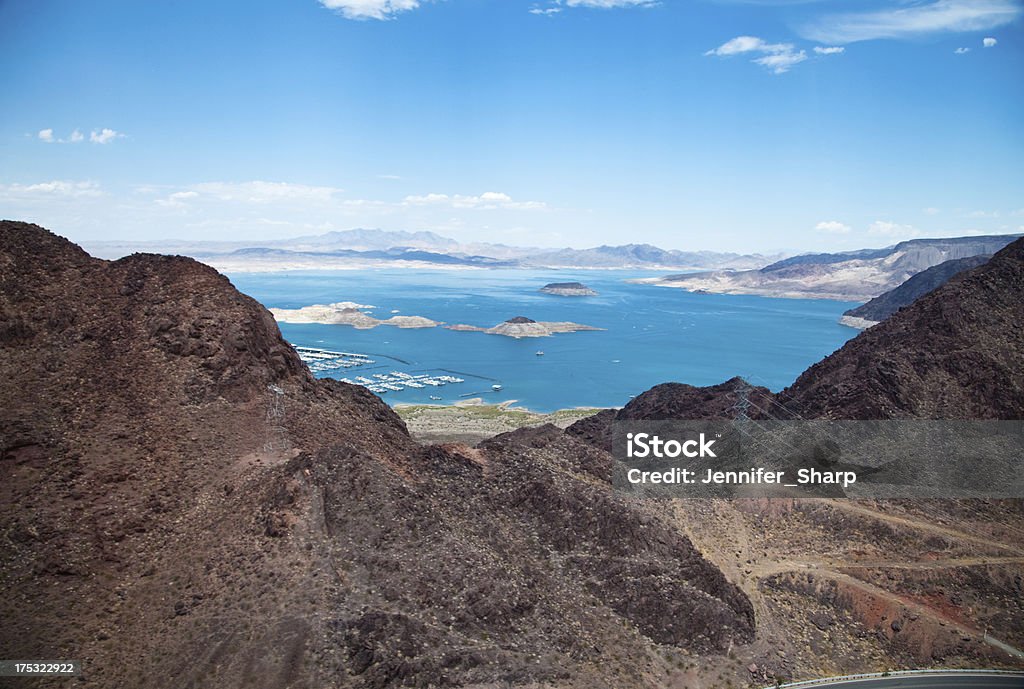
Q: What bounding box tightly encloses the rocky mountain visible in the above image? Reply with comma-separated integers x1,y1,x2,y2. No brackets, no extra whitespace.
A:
571,238,1024,430
565,238,1024,679
783,238,1024,420
85,231,779,272
0,221,754,689
642,235,1019,301
839,255,991,329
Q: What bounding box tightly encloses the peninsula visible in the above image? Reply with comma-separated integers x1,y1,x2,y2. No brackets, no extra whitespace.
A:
445,315,603,338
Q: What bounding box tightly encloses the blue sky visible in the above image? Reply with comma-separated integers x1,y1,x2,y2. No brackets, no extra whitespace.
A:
1,0,1021,253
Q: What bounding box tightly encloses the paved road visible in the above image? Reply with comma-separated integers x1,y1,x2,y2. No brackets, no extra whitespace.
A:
806,674,1024,688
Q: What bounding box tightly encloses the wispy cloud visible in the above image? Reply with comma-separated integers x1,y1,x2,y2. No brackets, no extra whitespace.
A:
36,127,122,144
800,0,1022,44
815,220,851,234
813,46,844,55
0,180,104,198
403,191,547,210
564,0,657,6
529,0,656,14
318,0,422,20
171,181,344,204
89,128,123,144
704,36,807,73
954,46,971,53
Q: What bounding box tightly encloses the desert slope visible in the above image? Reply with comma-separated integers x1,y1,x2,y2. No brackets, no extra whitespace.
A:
839,254,991,328
642,235,1018,301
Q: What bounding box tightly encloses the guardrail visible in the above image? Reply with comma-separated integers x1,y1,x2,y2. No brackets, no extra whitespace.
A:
761,668,1024,689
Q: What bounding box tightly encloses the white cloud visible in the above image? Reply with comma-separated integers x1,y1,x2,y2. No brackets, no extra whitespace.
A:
155,191,200,207
35,127,117,144
705,36,807,73
923,207,941,215
868,220,921,238
954,46,971,53
319,0,421,20
983,36,998,47
529,0,655,14
705,36,776,56
0,180,103,198
754,50,808,73
801,0,1021,44
404,191,547,210
813,46,845,55
564,0,657,7
815,220,851,234
190,181,343,203
90,128,123,144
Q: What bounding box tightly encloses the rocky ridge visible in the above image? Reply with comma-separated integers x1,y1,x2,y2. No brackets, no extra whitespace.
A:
839,255,991,329
0,221,752,689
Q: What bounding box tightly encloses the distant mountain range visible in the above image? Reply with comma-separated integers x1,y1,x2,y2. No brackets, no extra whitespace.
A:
639,235,1020,301
83,229,780,272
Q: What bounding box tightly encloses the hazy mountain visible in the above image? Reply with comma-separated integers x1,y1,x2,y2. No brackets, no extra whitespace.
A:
84,229,779,271
643,234,1020,301
840,254,991,329
520,243,775,270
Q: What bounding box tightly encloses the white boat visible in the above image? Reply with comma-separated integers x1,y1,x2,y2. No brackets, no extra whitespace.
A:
492,384,503,391
536,351,544,356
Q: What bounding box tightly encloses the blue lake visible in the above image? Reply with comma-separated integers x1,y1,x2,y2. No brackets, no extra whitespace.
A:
229,269,860,412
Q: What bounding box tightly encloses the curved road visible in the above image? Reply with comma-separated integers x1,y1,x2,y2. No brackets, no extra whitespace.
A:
797,673,1024,688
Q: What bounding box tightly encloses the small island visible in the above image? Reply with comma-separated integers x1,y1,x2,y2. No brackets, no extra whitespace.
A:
269,302,440,329
539,281,598,297
446,315,603,339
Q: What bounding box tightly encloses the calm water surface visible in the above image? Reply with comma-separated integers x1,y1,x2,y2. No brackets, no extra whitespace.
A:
229,269,859,412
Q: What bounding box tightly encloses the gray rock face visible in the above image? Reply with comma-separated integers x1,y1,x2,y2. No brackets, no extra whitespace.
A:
841,255,991,327
647,235,1018,301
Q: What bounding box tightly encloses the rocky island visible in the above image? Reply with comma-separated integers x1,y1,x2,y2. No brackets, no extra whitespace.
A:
539,281,598,296
446,315,603,338
269,301,440,329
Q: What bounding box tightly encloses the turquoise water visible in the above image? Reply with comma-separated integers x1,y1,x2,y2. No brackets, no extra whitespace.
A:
229,269,859,413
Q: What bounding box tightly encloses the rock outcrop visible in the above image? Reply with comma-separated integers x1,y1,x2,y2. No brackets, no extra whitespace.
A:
446,315,603,338
641,235,1017,301
840,255,990,328
540,282,598,296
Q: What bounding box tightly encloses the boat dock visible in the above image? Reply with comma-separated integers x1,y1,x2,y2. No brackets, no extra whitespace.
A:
292,345,376,373
291,344,479,396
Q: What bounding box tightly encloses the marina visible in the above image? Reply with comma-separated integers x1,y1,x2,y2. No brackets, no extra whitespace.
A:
293,345,469,396
292,345,377,373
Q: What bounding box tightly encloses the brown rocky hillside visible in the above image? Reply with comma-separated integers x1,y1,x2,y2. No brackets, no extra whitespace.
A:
0,221,754,689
